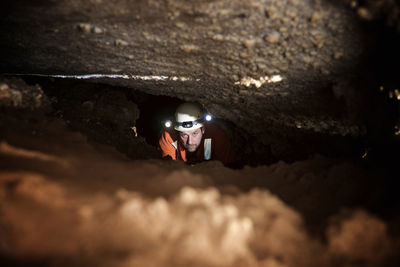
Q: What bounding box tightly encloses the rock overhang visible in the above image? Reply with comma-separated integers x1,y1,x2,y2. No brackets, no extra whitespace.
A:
1,0,397,160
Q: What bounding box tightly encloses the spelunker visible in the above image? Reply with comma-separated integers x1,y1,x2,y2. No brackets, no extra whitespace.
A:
158,102,235,165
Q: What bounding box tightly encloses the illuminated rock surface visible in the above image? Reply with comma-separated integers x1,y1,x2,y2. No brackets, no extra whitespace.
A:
1,1,400,266
0,0,377,159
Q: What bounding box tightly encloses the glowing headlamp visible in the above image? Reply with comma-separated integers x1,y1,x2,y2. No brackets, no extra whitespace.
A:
164,120,172,128
163,113,213,129
177,120,200,128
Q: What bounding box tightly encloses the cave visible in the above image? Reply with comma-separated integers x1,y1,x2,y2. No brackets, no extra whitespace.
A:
1,0,400,266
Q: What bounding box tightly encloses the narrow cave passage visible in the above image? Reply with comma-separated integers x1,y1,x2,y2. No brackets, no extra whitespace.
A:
21,77,274,166
15,76,400,168
2,0,400,265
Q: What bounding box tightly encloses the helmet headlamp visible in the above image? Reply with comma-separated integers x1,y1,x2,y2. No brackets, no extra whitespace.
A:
164,120,172,128
182,121,193,128
164,114,213,129
177,119,203,129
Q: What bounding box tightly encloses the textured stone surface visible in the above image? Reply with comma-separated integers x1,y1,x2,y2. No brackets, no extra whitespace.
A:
0,0,381,159
0,76,159,160
0,41,399,266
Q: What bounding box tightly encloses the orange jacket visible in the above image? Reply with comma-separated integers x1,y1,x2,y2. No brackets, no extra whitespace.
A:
159,123,235,165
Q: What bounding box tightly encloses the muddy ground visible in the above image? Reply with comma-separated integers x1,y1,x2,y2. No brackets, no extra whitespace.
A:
1,77,400,267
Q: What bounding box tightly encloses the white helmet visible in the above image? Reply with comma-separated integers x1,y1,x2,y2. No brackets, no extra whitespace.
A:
174,102,204,131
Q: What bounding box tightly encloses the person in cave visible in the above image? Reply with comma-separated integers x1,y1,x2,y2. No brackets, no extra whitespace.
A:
158,102,235,165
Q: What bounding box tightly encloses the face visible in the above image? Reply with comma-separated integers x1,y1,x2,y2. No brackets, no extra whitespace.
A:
178,127,204,153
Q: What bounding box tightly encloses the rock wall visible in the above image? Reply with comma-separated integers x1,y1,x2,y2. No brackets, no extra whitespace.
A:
0,0,378,159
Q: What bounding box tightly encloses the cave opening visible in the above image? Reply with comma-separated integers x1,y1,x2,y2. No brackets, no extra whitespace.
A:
19,76,277,167
10,74,400,169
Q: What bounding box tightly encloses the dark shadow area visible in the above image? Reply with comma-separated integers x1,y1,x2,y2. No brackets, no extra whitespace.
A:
364,20,400,164
133,93,183,147
21,77,161,160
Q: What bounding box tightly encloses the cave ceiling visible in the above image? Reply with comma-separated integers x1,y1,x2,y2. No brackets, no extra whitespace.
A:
0,0,390,152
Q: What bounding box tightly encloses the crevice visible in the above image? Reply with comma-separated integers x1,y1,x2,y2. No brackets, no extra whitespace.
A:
17,76,395,168
20,77,279,167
